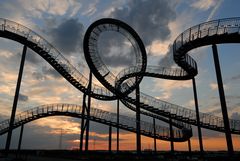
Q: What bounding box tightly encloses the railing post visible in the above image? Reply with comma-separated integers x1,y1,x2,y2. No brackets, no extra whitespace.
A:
212,44,233,155
5,45,27,155
192,78,204,155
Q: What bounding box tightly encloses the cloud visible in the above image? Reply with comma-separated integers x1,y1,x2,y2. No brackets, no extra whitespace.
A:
158,44,175,67
155,79,192,91
25,49,42,65
82,0,98,16
154,79,192,100
229,74,240,82
32,71,45,81
42,66,62,79
95,0,177,68
46,18,84,55
19,93,28,102
209,83,227,90
191,0,216,10
231,112,240,120
156,91,172,100
0,50,14,58
210,83,218,90
109,0,176,46
148,40,170,56
20,0,82,18
185,99,195,109
97,32,135,68
207,0,224,21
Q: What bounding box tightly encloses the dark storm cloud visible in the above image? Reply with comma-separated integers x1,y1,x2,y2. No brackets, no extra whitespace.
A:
19,93,28,102
47,19,84,54
110,0,176,46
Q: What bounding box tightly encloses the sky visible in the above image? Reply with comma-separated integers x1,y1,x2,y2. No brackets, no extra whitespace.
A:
0,0,240,151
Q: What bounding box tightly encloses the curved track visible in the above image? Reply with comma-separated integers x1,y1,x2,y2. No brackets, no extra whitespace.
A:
0,104,190,142
83,18,240,134
0,17,239,143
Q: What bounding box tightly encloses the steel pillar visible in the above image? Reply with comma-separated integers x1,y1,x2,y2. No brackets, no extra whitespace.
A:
169,117,174,153
192,78,204,154
117,99,119,152
5,45,27,154
212,44,233,155
136,80,141,154
80,93,86,151
153,118,157,153
79,72,92,152
188,139,191,153
85,72,92,151
17,124,24,151
109,125,112,153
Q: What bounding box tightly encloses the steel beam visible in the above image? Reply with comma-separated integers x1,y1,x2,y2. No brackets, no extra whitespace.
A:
212,44,233,155
5,45,27,154
192,78,204,154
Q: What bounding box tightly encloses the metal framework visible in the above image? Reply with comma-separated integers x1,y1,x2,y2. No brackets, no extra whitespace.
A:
0,17,239,156
0,103,187,141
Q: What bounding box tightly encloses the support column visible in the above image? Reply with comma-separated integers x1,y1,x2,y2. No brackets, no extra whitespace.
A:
5,45,27,154
80,94,86,152
192,78,204,154
117,99,119,152
136,79,141,155
212,44,233,155
169,117,174,153
109,125,112,153
85,72,92,151
153,118,157,153
17,124,24,152
188,139,191,153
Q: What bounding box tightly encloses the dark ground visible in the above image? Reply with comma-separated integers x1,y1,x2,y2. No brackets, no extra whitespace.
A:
0,150,239,161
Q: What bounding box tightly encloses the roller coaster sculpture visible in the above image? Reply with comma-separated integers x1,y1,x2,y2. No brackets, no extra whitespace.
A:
0,17,240,154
